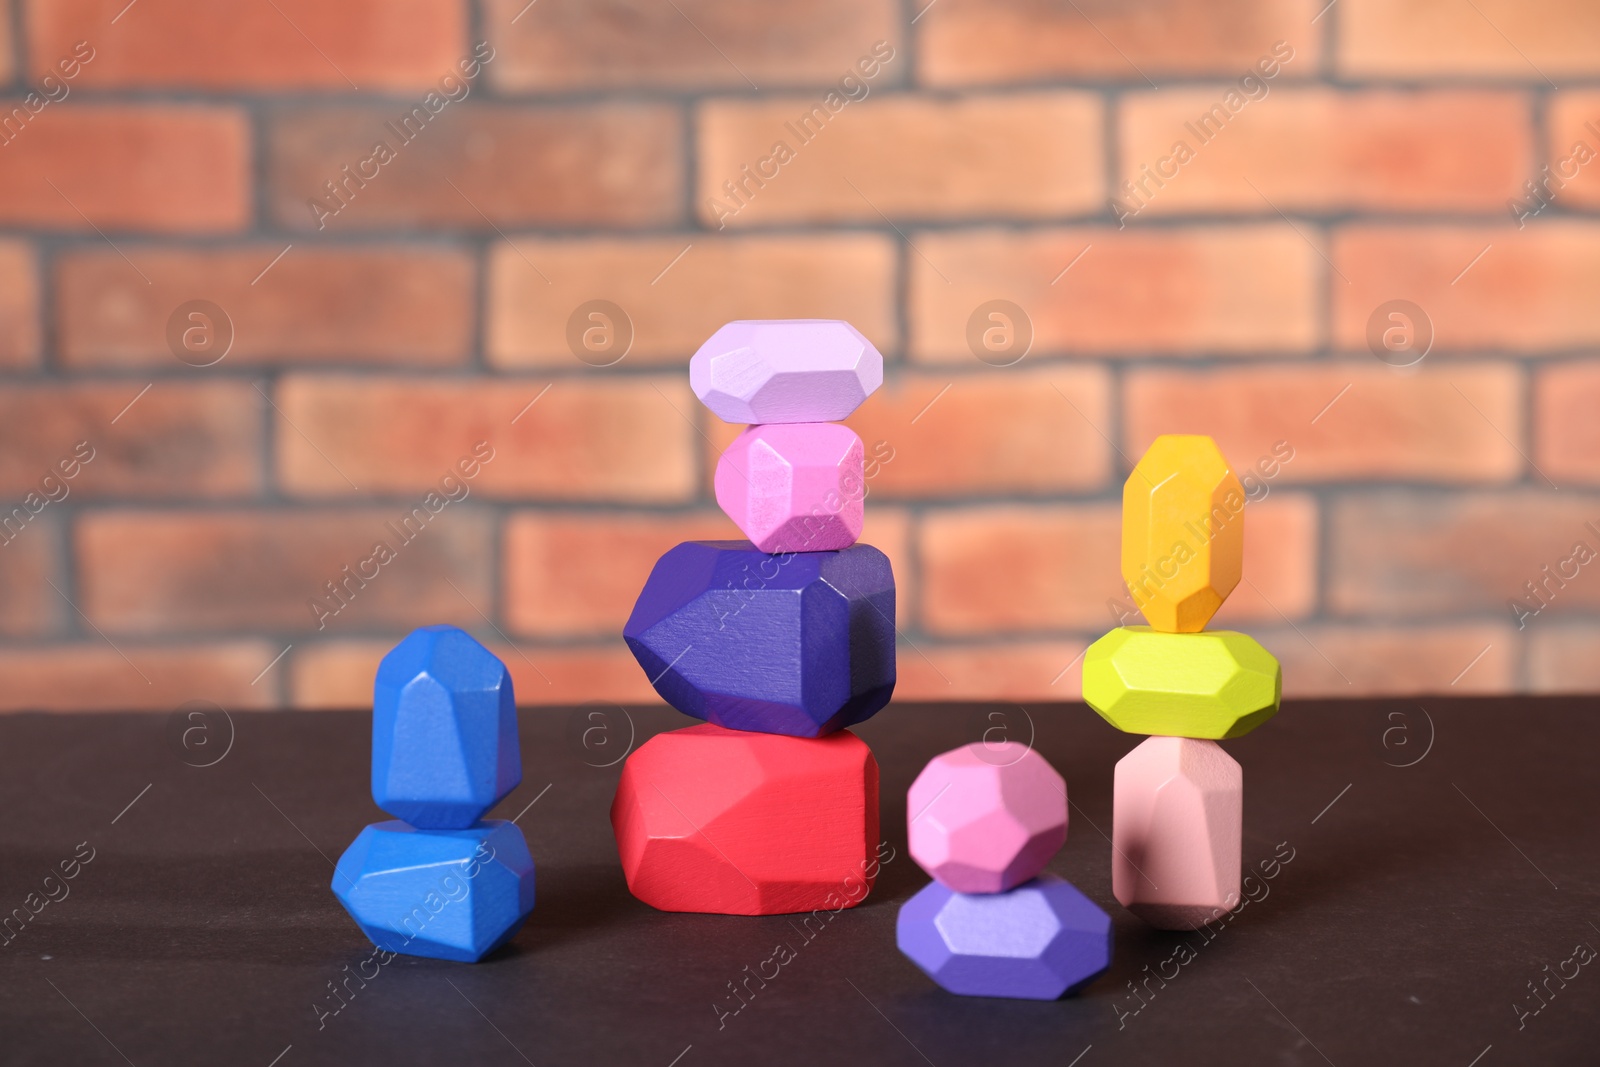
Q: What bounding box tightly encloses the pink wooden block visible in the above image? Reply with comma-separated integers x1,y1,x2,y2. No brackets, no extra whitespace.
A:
1112,735,1241,929
907,741,1068,893
714,423,865,553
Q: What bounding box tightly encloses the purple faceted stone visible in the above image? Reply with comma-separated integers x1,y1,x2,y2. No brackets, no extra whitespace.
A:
689,319,883,425
623,540,896,737
897,873,1112,1000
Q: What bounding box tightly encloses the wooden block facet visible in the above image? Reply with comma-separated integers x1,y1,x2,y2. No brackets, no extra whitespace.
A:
1082,626,1281,739
714,423,865,553
690,319,883,424
1122,434,1245,633
1112,736,1241,930
611,724,880,915
897,873,1112,1000
906,741,1067,893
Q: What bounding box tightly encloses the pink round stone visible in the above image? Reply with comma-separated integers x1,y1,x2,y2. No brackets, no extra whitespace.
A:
714,423,865,554
906,742,1068,894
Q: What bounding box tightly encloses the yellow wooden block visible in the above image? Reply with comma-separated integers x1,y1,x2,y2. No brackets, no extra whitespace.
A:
1081,626,1280,739
1121,434,1245,633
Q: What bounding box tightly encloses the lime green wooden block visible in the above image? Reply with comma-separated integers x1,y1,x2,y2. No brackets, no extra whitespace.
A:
1082,627,1281,739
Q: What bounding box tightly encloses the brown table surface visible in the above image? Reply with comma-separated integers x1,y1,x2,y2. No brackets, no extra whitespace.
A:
0,697,1595,1066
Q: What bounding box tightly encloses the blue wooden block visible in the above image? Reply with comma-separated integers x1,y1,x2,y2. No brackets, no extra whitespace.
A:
897,874,1112,1000
623,540,896,737
372,625,520,829
332,820,535,963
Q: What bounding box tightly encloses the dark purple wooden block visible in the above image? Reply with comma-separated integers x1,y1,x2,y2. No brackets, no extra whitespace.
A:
623,540,896,737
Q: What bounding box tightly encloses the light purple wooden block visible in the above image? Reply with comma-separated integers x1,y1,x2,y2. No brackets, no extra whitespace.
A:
897,873,1111,1000
690,319,882,424
714,423,865,553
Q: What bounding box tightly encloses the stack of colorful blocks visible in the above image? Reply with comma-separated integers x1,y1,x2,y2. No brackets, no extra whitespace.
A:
612,319,898,915
331,626,537,961
320,379,1279,978
1082,435,1282,929
897,743,1112,999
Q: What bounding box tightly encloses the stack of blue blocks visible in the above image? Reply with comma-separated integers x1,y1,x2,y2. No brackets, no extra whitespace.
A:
331,625,536,962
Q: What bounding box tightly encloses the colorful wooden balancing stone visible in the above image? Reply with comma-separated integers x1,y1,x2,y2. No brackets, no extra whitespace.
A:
333,820,536,963
332,626,535,961
612,724,879,914
1081,434,1279,930
371,625,521,828
906,741,1067,894
690,318,881,424
898,743,1111,1000
1083,627,1280,739
615,318,895,916
1119,433,1244,634
1112,736,1241,930
898,875,1112,1001
624,541,895,738
714,422,865,553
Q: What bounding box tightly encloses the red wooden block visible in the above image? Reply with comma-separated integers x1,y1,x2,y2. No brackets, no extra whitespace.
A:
611,723,880,915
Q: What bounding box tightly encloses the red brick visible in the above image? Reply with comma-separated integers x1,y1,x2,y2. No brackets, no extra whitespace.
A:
275,376,698,503
697,411,739,469
0,382,261,498
487,235,895,368
0,2,11,96
1263,623,1514,697
703,367,1113,500
908,226,1318,361
919,505,1121,636
28,0,465,90
1118,89,1529,215
291,640,660,708
0,240,39,368
0,516,62,637
1536,363,1600,483
505,511,736,640
57,246,472,368
919,0,1319,86
267,105,681,232
1332,225,1600,353
861,506,914,624
505,644,664,707
504,506,912,642
1543,93,1600,208
1124,364,1524,484
0,641,280,711
289,640,393,709
0,106,247,231
1528,623,1600,692
1340,0,1600,78
76,510,494,635
853,369,1113,498
485,0,901,91
697,93,1101,226
1214,493,1319,626
1329,491,1600,620
897,640,1091,703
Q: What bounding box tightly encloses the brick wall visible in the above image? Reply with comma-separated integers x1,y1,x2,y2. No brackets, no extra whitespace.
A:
2,0,1597,711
